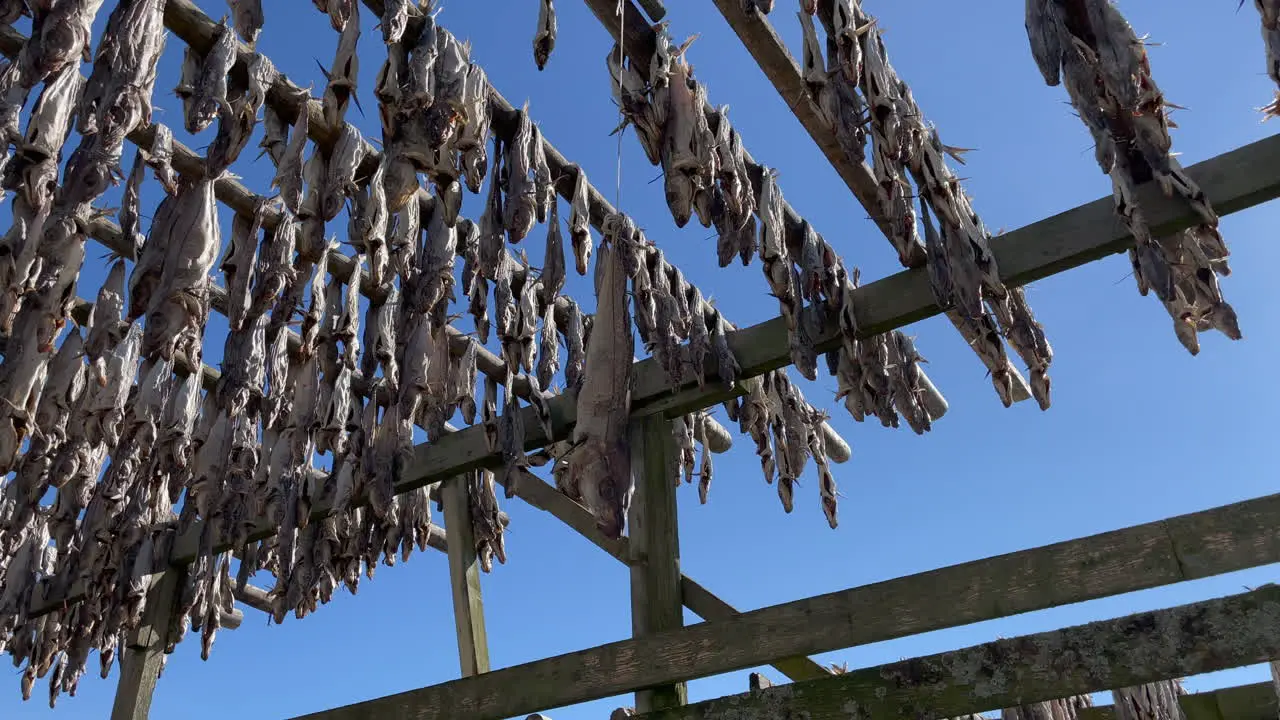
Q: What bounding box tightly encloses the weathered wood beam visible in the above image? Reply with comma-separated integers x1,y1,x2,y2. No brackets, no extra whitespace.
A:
442,472,492,677
285,491,1280,720
110,570,181,720
628,416,687,711
233,584,275,615
583,0,1030,404
632,586,1280,720
1081,681,1278,720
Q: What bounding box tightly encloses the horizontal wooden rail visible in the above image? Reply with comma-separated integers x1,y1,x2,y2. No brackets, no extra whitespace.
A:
1082,680,1278,720
633,586,1280,719
284,491,1280,719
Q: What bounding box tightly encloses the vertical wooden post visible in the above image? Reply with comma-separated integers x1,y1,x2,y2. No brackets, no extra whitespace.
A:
442,473,491,677
110,569,180,720
628,414,687,712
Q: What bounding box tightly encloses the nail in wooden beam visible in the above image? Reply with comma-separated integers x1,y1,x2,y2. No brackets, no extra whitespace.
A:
442,471,491,677
109,570,181,720
632,586,1280,720
628,415,687,711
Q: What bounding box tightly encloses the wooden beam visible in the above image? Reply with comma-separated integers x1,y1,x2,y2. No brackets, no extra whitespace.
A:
628,416,687,711
632,586,1280,720
286,492,1280,720
1081,681,1278,720
442,471,491,677
110,570,180,720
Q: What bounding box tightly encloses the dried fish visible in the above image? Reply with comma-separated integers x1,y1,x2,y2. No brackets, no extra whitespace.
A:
322,124,368,222
272,109,309,214
188,19,238,135
457,65,492,193
498,388,528,499
533,0,557,70
227,0,265,46
143,123,179,194
559,216,635,539
567,166,594,276
321,8,361,129
469,470,508,571
504,106,539,243
535,301,560,391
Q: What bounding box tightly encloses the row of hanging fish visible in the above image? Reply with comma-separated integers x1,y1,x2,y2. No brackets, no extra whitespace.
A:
1025,0,1241,354
794,0,1054,409
603,22,950,524
1252,1,1280,116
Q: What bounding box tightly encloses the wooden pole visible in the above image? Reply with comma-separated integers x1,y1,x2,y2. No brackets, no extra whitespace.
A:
443,472,491,677
110,570,180,720
628,415,687,711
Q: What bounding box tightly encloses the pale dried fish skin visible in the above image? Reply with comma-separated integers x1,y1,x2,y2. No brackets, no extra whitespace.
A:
533,0,557,71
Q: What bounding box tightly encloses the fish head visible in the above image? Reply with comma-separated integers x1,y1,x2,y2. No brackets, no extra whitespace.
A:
570,438,633,540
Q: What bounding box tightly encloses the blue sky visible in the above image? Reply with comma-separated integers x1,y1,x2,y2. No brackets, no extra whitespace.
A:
4,1,1280,718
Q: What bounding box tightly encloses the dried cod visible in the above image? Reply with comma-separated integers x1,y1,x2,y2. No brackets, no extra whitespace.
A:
557,215,635,539
533,0,557,71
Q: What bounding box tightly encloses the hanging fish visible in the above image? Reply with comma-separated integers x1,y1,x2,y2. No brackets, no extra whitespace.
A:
533,0,557,70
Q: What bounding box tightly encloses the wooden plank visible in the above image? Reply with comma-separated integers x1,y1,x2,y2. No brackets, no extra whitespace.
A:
110,570,180,720
628,416,687,711
286,492,1280,720
632,586,1280,720
442,472,491,677
1081,681,1278,720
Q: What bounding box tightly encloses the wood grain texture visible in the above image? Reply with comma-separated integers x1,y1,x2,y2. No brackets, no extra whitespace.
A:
442,474,491,677
1081,681,1278,720
287,493,1280,720
635,586,1280,720
628,417,687,711
110,570,180,720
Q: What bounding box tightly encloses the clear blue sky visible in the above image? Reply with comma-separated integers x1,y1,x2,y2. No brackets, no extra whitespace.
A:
4,1,1280,718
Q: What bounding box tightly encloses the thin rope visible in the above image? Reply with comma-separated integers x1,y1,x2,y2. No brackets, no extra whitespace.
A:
614,0,626,212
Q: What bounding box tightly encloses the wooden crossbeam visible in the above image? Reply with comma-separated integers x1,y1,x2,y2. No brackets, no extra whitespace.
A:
585,0,1034,404
286,491,1280,720
1082,681,1278,720
632,586,1280,720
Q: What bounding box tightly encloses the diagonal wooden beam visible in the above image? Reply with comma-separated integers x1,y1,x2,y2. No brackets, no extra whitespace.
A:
494,466,831,683
285,491,1280,720
632,586,1280,720
584,0,1034,404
